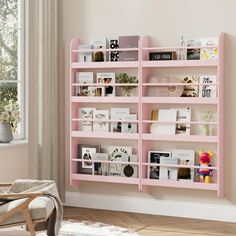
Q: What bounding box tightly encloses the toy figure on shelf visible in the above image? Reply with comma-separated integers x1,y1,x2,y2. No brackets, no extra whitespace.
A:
197,151,213,183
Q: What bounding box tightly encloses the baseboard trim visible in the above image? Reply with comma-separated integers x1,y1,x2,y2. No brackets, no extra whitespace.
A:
65,191,236,222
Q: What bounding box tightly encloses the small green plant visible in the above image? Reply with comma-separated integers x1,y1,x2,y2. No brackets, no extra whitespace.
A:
116,73,138,96
0,100,21,133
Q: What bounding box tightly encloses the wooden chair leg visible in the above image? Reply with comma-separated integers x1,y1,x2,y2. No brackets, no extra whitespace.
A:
47,208,56,236
22,208,36,236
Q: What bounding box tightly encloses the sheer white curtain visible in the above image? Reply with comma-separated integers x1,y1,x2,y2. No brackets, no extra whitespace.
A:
26,0,65,200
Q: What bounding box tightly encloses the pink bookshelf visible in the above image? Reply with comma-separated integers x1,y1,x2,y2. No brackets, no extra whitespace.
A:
70,33,224,197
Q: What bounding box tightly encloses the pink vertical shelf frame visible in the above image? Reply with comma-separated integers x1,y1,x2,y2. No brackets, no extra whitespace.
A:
140,33,224,197
69,33,224,197
69,38,141,188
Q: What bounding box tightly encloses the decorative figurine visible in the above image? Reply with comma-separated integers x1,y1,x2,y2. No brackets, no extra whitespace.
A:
197,151,213,183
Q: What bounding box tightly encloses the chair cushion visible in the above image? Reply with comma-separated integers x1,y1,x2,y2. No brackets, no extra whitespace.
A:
0,196,55,226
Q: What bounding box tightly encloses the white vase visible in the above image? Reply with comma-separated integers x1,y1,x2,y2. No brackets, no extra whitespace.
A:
200,124,209,136
0,123,13,143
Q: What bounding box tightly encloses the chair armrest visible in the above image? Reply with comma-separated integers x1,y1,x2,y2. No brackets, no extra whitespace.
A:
0,192,43,200
0,183,12,187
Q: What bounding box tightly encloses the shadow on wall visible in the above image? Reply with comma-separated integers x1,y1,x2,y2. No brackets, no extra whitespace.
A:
224,33,236,205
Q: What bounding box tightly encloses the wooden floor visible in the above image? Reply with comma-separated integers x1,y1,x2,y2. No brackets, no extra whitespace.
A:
64,206,236,236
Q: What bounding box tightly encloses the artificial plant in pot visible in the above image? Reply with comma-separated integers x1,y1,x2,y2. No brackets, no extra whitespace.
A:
116,73,138,96
0,100,21,143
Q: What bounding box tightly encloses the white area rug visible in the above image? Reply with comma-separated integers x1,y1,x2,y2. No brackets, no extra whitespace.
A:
0,220,139,236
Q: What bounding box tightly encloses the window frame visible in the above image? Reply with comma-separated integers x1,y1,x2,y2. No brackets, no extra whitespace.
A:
0,0,26,140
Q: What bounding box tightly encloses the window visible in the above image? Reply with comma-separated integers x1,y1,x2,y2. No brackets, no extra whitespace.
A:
0,0,25,139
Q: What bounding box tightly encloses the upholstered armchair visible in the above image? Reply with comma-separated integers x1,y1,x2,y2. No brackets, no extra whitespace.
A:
0,182,58,236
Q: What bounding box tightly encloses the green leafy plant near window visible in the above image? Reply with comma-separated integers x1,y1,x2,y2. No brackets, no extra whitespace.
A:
0,100,20,133
116,73,138,96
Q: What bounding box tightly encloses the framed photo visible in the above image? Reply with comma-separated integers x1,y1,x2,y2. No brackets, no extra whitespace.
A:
77,144,100,174
148,151,171,179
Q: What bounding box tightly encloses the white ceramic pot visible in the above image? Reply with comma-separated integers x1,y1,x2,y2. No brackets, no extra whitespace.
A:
0,123,13,143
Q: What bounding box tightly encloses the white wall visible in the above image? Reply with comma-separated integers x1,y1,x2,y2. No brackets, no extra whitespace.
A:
0,145,29,182
62,0,236,208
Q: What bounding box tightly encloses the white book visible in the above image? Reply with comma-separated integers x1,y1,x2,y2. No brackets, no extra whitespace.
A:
75,72,93,96
200,38,218,60
121,114,137,133
172,149,195,181
159,157,178,181
121,154,138,178
108,146,132,176
78,44,93,62
154,109,177,135
93,110,109,132
199,75,217,98
110,108,130,132
92,153,109,176
78,107,95,131
175,108,191,135
97,72,116,97
89,37,107,62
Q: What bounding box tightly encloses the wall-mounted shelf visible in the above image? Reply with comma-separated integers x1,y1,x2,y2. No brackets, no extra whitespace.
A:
69,33,224,197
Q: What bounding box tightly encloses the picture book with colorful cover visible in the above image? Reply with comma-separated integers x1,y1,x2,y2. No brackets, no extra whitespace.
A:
200,38,218,60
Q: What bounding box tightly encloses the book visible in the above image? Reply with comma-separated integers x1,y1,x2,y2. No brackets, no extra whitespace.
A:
97,72,115,97
159,157,178,181
78,44,93,62
200,38,218,60
181,75,199,97
199,75,217,98
119,35,139,61
108,146,132,176
75,72,93,96
172,149,195,181
175,108,191,135
89,37,107,62
148,151,171,179
109,39,119,61
153,109,177,135
121,114,137,133
110,108,130,132
78,107,95,131
93,110,109,132
121,154,138,178
186,39,201,60
92,153,109,176
77,144,100,175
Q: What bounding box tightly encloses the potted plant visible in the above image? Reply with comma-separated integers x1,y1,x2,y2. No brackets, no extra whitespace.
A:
116,73,138,96
0,100,21,143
